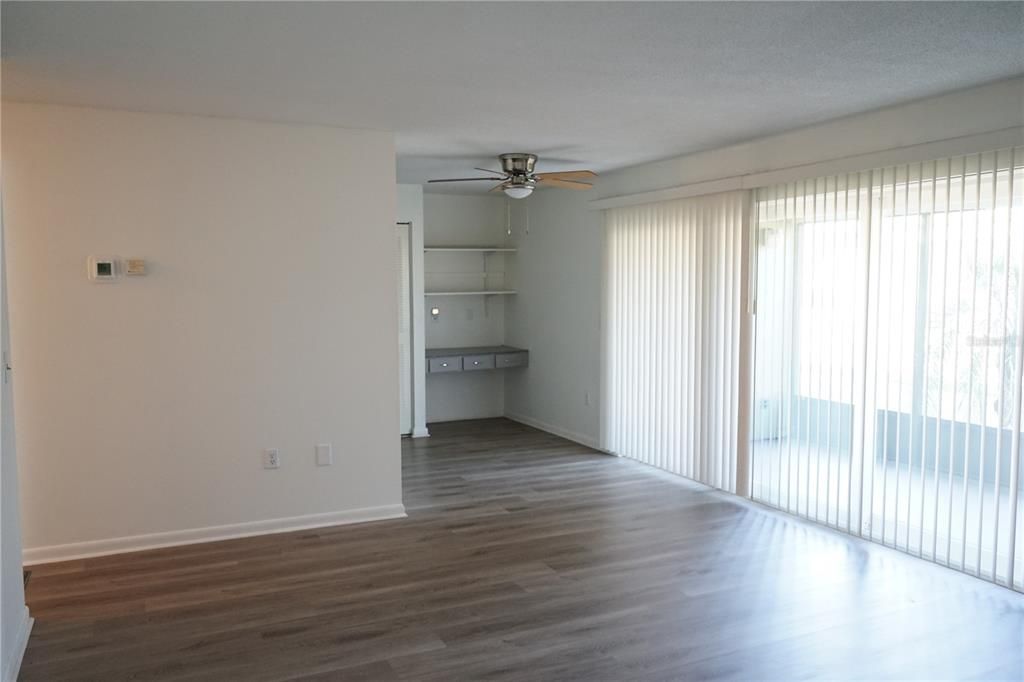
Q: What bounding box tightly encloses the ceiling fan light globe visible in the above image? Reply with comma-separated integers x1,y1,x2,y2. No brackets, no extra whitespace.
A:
503,186,533,199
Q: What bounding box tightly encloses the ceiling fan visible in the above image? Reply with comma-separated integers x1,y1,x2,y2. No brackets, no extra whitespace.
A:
428,153,597,199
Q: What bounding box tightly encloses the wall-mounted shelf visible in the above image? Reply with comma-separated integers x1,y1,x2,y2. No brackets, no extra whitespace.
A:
424,246,517,253
426,346,529,374
425,290,517,296
424,245,516,313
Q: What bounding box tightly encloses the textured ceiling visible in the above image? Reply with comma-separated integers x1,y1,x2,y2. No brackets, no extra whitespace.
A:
4,2,1023,190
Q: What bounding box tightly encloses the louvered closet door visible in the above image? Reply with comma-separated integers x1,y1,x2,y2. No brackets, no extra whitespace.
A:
603,191,746,492
751,148,1024,590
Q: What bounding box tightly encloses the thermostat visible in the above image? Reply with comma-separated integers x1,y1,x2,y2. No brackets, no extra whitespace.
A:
87,256,117,281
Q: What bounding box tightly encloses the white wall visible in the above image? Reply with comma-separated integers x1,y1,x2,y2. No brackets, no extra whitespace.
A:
396,185,428,437
3,103,404,562
1,201,31,682
423,193,510,423
503,192,601,447
506,77,1024,448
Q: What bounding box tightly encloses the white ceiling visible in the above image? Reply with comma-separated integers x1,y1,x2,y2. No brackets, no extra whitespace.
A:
4,2,1023,191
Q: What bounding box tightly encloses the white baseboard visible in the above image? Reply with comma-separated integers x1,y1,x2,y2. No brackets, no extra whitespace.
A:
427,410,505,424
23,504,407,565
2,606,32,682
504,412,606,452
412,426,430,438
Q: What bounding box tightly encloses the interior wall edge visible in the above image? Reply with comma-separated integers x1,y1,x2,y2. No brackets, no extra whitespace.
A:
22,504,408,566
0,186,29,682
0,606,31,682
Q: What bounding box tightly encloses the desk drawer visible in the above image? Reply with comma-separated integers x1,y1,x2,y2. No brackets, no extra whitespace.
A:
496,351,528,369
463,354,495,371
428,356,462,373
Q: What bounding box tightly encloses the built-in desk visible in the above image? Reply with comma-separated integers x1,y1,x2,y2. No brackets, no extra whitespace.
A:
426,346,529,374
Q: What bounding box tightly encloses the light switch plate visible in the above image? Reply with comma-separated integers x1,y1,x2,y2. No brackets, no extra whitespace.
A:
315,443,333,467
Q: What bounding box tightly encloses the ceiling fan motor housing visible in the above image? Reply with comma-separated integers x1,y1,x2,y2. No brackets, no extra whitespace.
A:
499,153,538,177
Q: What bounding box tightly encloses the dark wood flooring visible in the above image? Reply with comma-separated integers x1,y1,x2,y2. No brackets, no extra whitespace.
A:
19,418,1024,680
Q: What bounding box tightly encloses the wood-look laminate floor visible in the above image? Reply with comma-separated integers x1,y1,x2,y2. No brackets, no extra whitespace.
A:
20,418,1024,681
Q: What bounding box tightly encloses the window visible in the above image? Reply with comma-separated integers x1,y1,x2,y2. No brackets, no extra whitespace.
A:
751,148,1024,588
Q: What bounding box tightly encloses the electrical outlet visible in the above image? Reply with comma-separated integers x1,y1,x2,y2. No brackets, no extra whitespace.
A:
263,448,280,469
315,443,333,467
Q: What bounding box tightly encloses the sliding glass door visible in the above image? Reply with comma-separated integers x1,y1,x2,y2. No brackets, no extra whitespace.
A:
604,192,746,492
751,148,1024,589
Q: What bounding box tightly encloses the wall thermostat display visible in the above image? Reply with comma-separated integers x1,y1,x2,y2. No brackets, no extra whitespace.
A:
87,256,118,281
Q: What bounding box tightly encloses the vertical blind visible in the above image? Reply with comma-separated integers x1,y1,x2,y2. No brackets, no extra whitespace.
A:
604,191,745,492
751,147,1024,590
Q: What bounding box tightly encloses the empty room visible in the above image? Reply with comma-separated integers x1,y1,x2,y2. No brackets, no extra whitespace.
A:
2,2,1024,680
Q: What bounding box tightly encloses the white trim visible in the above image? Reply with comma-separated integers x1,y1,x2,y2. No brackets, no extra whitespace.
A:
397,186,428,441
23,504,407,565
2,607,32,682
411,426,430,438
504,412,608,453
592,176,745,210
590,127,1024,210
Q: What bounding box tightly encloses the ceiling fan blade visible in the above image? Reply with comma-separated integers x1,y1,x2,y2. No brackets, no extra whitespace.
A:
535,170,597,181
427,177,504,183
537,177,593,190
489,182,508,193
474,167,507,177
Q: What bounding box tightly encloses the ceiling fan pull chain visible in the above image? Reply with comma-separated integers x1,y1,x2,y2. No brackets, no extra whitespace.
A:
526,201,530,235
506,199,512,236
